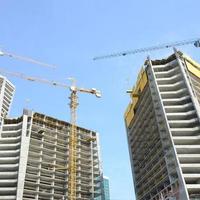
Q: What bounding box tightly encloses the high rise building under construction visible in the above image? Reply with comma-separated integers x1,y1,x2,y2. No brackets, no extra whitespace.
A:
0,109,102,200
0,75,15,121
125,50,200,200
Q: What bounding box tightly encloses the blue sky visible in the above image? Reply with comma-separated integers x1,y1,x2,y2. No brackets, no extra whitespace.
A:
0,0,200,199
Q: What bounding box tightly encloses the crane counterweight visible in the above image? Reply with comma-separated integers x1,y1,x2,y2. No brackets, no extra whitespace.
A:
194,40,200,47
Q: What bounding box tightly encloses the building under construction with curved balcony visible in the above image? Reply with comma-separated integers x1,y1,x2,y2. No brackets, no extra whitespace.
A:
0,109,102,200
0,75,15,122
125,50,200,200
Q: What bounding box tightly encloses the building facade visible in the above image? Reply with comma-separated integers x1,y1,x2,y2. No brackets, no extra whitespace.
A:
95,176,110,200
102,176,110,200
0,75,15,121
125,50,200,200
0,109,102,200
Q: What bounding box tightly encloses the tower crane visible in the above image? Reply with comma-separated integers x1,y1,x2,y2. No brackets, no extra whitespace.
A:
0,48,56,69
93,37,200,60
0,68,101,200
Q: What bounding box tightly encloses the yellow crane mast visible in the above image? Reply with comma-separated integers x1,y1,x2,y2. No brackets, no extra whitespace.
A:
68,79,101,200
0,68,101,200
69,84,78,200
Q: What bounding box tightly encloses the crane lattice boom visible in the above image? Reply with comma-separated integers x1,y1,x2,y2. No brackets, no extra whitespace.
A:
0,68,68,88
0,49,56,69
93,37,200,60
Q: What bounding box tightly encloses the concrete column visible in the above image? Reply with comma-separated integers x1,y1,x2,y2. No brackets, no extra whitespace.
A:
16,114,32,200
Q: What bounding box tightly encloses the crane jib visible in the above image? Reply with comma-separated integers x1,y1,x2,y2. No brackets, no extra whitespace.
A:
93,38,200,60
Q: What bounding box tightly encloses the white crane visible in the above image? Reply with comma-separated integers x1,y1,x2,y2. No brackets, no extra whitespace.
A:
0,48,56,69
